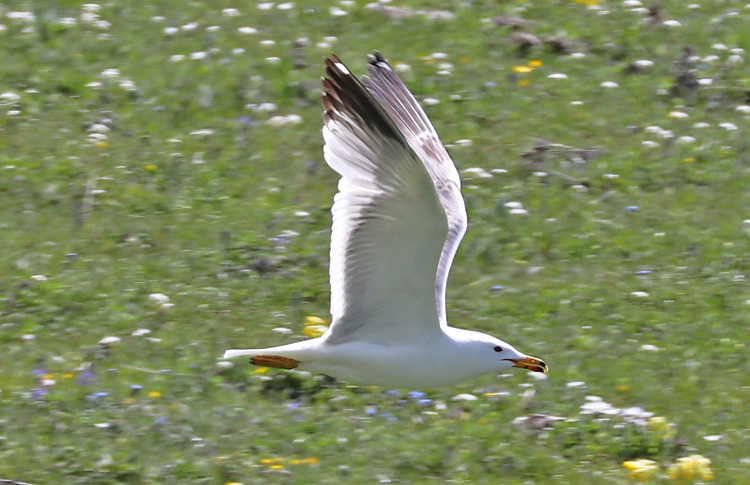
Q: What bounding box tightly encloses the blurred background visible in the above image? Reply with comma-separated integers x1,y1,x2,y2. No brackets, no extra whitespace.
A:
1,0,749,483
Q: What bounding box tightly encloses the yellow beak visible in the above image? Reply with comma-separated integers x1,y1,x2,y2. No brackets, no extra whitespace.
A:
506,355,548,374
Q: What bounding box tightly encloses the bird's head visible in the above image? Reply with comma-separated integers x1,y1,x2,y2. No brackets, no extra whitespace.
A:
459,330,548,374
493,341,547,373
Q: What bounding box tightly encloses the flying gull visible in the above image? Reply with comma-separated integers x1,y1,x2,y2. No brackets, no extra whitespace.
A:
223,52,547,388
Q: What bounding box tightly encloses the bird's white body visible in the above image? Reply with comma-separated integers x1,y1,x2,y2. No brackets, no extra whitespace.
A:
223,53,546,387
225,327,525,388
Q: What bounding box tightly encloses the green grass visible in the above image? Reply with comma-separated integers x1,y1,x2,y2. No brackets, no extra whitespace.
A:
2,0,750,483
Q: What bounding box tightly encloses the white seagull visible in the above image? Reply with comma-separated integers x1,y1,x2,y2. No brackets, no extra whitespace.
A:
223,52,547,388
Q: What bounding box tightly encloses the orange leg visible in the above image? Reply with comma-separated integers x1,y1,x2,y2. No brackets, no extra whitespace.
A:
250,355,300,370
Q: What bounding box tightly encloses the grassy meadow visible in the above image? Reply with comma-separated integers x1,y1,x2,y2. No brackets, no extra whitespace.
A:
2,0,750,482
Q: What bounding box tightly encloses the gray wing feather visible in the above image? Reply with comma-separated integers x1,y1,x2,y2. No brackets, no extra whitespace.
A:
362,52,468,324
322,54,451,344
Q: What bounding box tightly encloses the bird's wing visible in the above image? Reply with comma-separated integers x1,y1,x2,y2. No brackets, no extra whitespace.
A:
321,53,467,345
362,52,467,324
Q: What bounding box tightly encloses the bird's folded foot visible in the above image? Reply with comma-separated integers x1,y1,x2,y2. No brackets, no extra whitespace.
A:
250,355,300,369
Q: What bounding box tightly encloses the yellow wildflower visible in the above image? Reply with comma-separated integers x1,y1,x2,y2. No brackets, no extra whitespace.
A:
518,80,531,87
616,385,630,392
62,373,75,379
512,65,532,74
303,315,330,338
667,455,713,482
96,141,109,148
260,458,284,464
269,464,284,470
683,157,695,163
148,391,162,398
623,459,659,482
43,374,56,380
143,164,157,173
226,482,243,485
304,457,319,465
253,367,269,374
304,316,328,325
528,59,543,68
648,416,676,439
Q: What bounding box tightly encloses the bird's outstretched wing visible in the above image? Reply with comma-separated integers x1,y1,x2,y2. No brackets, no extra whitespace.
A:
321,53,467,345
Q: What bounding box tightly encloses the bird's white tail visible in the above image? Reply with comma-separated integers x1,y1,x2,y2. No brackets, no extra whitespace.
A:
223,349,260,359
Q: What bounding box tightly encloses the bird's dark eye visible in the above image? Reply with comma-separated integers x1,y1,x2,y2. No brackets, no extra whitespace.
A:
494,346,503,352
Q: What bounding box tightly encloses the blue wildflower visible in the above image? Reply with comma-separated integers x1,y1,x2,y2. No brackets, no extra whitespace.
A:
87,391,109,402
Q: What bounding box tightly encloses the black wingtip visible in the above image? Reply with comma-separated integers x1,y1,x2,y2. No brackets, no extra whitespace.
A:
368,51,390,68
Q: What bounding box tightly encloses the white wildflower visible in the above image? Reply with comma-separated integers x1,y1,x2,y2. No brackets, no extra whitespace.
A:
100,68,120,79
632,59,654,69
6,11,36,21
394,62,411,73
88,123,109,133
119,79,136,91
461,167,492,178
267,114,303,126
727,54,744,66
0,92,20,105
98,336,121,346
148,293,170,304
509,208,529,215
